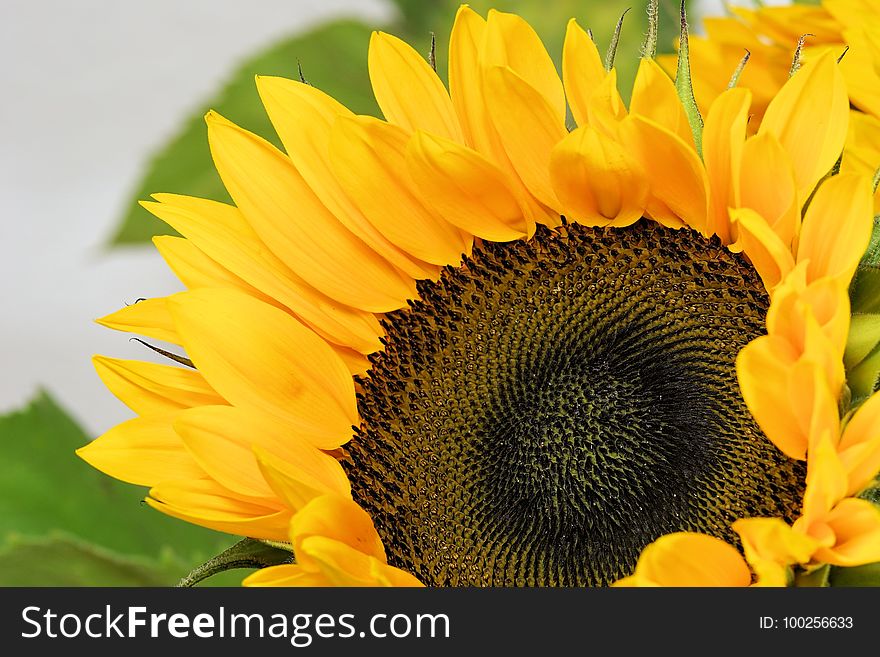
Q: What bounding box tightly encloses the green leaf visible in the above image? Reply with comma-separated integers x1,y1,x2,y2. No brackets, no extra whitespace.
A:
0,533,182,587
109,19,379,245
845,312,880,370
0,391,240,585
856,216,880,268
829,562,880,587
109,1,676,246
850,264,880,314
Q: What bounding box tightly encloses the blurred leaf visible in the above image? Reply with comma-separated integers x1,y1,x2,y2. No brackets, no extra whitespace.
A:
0,391,241,585
110,19,379,245
109,1,679,246
829,561,880,587
0,533,182,587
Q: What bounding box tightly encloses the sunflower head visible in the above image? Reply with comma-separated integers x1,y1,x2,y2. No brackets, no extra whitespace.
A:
80,2,880,588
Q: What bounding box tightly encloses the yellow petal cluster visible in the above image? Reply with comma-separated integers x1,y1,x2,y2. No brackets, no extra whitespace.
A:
672,0,880,212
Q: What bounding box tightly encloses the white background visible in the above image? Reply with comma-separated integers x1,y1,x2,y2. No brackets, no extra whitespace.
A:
1,0,773,437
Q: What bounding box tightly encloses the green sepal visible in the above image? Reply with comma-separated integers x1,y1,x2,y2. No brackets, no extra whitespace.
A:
789,34,811,77
604,8,630,72
829,562,880,587
727,49,751,89
641,0,658,60
176,538,294,587
674,0,703,156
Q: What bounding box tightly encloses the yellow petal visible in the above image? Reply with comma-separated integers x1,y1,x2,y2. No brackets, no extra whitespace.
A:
585,69,628,137
630,58,695,148
175,406,350,501
255,76,438,281
76,414,204,487
801,431,849,528
446,6,555,226
737,335,838,460
549,125,646,226
243,564,326,587
448,6,492,153
406,130,531,241
145,195,384,356
737,132,799,249
842,112,880,214
299,536,423,587
167,288,357,450
625,533,752,587
837,27,880,127
562,19,606,127
733,517,818,582
147,479,290,541
840,391,880,452
796,173,873,286
766,273,851,359
206,111,415,313
92,355,224,416
758,51,849,204
815,498,880,567
734,517,818,566
254,445,351,514
97,297,179,345
153,235,265,296
329,115,470,266
839,392,880,495
368,31,463,142
728,207,795,291
702,87,751,244
174,408,276,500
289,495,385,564
617,115,709,234
482,65,567,210
482,9,565,122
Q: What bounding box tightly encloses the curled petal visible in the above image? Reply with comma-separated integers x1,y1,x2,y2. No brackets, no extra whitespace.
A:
549,125,646,227
737,335,839,460
814,498,880,567
729,208,795,291
617,115,709,234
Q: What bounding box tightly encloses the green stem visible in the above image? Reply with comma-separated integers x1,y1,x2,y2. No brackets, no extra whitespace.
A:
176,538,294,588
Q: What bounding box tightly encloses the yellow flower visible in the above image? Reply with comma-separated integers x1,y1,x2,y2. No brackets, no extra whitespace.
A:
80,5,880,587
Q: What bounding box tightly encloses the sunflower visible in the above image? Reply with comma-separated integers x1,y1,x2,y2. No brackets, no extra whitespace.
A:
666,0,880,213
79,4,880,587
